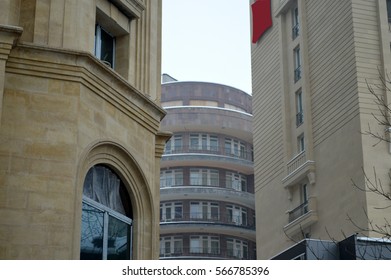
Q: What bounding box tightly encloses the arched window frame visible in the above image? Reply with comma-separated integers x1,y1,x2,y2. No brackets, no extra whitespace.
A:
80,165,133,260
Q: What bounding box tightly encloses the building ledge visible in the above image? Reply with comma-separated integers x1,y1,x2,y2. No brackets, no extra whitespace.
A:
160,186,255,208
274,0,295,17
109,0,145,18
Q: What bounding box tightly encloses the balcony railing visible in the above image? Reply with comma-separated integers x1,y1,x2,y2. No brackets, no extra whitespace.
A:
296,111,303,127
294,66,302,83
288,201,308,223
164,145,254,161
160,247,251,260
160,212,255,230
160,178,248,192
286,151,306,175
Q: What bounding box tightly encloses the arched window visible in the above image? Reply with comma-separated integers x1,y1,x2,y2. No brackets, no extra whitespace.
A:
80,165,132,260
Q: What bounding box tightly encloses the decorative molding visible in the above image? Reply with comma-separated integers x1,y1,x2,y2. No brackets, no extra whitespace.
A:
6,43,166,134
110,0,146,18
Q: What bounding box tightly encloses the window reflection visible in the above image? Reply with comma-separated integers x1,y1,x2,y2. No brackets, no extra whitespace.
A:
80,202,104,260
107,215,131,260
80,165,132,260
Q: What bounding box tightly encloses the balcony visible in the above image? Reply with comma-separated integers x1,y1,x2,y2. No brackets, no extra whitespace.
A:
159,247,252,260
161,106,252,143
164,145,253,161
161,146,253,173
282,151,315,188
160,212,255,230
284,196,318,236
160,211,256,241
288,201,308,223
160,186,255,209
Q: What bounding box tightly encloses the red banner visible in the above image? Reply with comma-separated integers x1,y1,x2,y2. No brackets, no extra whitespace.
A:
251,0,272,43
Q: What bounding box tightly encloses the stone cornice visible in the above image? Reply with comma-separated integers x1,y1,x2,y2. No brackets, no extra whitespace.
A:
110,0,146,18
0,24,23,60
6,43,166,134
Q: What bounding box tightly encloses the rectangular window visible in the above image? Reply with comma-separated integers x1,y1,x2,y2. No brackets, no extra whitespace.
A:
165,135,182,154
227,239,248,259
160,169,183,188
292,6,299,39
298,134,305,153
301,184,308,213
190,169,219,186
190,201,220,221
190,134,219,152
294,46,301,82
226,205,247,226
160,202,183,221
226,172,247,192
225,138,248,159
190,236,220,255
95,25,115,68
388,0,391,22
296,89,303,127
160,237,183,257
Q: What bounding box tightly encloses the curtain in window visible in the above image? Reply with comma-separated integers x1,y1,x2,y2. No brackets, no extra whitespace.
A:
83,166,126,215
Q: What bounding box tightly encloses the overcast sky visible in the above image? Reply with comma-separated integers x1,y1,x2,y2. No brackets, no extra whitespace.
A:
162,0,252,94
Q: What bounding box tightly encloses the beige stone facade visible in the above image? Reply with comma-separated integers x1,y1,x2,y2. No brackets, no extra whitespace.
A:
251,0,391,259
0,0,169,259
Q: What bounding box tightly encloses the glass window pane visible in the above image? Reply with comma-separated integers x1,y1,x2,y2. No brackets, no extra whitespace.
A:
175,205,182,219
100,28,114,67
80,202,104,260
107,215,131,260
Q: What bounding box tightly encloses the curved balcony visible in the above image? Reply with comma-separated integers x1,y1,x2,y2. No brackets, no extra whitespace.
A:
159,247,254,260
161,146,253,173
160,211,255,241
161,106,252,143
160,221,255,242
160,186,255,208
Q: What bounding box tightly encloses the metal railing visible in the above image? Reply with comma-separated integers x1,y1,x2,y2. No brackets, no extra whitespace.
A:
288,201,309,222
164,145,254,161
159,247,251,260
160,178,248,192
296,111,304,127
292,24,299,39
294,66,302,83
160,212,255,230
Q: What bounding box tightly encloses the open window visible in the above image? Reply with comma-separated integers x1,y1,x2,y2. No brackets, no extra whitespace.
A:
95,25,115,68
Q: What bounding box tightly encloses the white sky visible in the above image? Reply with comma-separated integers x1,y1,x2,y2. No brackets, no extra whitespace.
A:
162,0,252,94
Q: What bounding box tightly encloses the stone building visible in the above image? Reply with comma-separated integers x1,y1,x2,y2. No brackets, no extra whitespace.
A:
250,0,391,259
0,0,169,259
159,76,256,259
